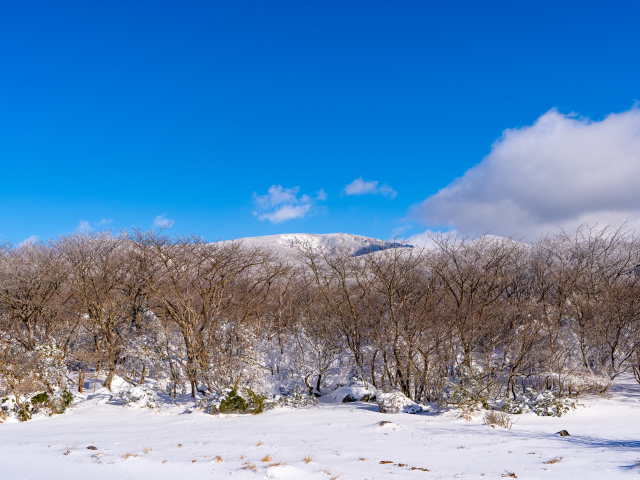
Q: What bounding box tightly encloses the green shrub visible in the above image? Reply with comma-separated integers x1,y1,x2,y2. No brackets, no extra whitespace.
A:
12,389,74,420
245,389,266,414
15,406,32,422
31,392,49,404
200,387,268,415
499,387,576,417
62,389,73,407
219,389,248,413
442,367,488,408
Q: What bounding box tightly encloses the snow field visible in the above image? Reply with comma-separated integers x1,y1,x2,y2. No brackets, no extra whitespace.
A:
2,376,640,479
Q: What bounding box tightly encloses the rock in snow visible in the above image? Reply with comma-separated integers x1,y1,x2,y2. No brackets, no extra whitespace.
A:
376,391,429,414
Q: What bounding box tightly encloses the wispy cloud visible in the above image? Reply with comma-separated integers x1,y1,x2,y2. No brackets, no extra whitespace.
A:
259,204,312,223
75,218,113,232
19,235,40,246
154,214,174,228
343,178,397,198
77,220,92,232
253,185,326,224
412,106,640,240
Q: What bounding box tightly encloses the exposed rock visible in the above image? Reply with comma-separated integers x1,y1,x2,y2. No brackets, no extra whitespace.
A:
557,430,570,437
361,393,377,402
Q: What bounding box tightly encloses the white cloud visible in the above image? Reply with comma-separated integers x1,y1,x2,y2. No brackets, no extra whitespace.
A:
74,219,112,232
19,235,40,246
343,178,397,198
413,107,640,240
254,185,300,209
406,230,460,248
259,204,312,223
154,214,174,228
77,220,92,232
253,185,325,224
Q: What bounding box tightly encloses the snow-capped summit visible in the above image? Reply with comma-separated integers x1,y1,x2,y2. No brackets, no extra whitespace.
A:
233,233,412,257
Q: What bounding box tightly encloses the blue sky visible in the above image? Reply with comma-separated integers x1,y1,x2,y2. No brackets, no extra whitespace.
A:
2,1,640,243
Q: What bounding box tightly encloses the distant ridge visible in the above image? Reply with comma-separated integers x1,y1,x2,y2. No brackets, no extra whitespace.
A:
231,233,413,258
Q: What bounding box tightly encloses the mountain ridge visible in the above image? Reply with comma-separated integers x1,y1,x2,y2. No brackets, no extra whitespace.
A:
230,232,413,257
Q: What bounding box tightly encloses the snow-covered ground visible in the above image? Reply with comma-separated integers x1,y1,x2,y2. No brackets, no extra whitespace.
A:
3,376,640,479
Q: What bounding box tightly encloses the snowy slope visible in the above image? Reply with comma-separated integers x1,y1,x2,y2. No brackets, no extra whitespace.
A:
233,233,412,258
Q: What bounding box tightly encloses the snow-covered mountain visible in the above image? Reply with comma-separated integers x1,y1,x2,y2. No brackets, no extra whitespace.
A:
234,233,412,257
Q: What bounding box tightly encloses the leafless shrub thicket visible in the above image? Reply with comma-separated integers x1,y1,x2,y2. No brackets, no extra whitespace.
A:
1,225,639,407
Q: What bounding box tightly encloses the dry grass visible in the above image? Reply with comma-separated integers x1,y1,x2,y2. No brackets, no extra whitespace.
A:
256,441,264,447
320,467,341,479
544,457,563,464
123,453,139,459
260,454,273,462
302,453,314,464
483,411,516,430
501,472,517,478
142,446,152,454
177,443,183,447
380,460,393,464
191,459,197,463
213,455,224,463
358,457,367,461
243,461,257,471
266,462,289,468
162,459,167,464
240,454,246,459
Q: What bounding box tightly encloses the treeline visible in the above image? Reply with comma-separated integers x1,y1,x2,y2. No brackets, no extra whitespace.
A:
1,226,639,406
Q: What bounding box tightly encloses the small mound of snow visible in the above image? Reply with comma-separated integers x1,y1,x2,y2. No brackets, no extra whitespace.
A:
321,384,377,403
377,392,429,414
268,390,318,409
117,385,159,409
